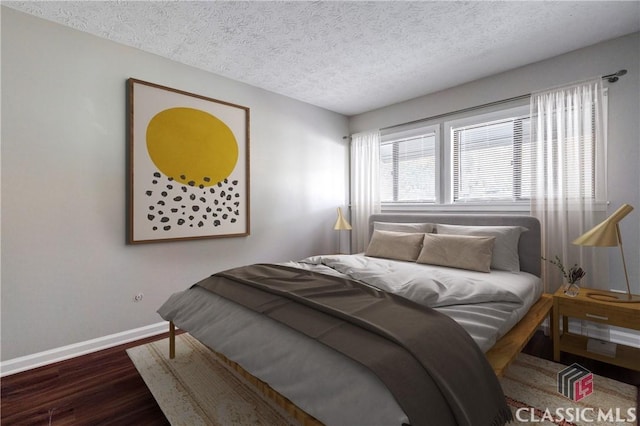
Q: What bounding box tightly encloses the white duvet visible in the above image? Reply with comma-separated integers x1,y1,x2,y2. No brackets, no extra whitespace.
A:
158,255,542,426
296,254,536,308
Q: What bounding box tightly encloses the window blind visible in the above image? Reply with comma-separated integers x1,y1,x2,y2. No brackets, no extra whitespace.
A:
381,131,436,203
452,116,531,202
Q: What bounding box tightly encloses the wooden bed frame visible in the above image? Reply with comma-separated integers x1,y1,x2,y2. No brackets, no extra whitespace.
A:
167,213,553,424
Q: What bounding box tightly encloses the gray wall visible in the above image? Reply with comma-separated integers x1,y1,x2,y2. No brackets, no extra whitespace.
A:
350,32,640,295
3,6,638,362
1,8,349,360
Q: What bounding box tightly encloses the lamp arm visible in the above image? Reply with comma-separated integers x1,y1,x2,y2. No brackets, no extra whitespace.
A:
616,224,633,300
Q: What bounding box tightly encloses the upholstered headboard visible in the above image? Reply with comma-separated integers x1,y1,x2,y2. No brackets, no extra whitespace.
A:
368,214,541,277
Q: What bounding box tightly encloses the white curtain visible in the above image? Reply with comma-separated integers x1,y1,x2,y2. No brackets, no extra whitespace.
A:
350,130,381,253
530,79,607,293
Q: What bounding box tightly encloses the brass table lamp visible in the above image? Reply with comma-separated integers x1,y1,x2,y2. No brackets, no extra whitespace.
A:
334,207,352,254
573,204,640,302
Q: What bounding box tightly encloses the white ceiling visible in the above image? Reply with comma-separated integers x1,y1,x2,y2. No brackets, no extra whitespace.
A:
4,1,640,116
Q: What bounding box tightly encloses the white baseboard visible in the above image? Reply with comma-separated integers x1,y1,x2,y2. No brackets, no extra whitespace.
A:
567,319,640,348
1,321,169,377
3,318,638,377
541,317,640,348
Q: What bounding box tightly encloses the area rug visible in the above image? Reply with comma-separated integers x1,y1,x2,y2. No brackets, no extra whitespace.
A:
128,334,637,426
127,334,298,426
501,353,637,426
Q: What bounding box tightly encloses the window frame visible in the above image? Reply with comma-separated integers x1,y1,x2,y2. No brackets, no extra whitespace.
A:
444,105,531,205
379,92,607,213
379,123,440,204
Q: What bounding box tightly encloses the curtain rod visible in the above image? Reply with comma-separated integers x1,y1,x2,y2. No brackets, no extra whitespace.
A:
603,69,627,83
380,93,529,132
374,69,627,133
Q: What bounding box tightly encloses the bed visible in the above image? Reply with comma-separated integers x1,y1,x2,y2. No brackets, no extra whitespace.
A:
158,214,552,426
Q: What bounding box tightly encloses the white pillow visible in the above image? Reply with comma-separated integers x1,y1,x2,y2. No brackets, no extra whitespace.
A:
436,224,527,272
417,233,495,272
373,221,434,233
365,230,424,262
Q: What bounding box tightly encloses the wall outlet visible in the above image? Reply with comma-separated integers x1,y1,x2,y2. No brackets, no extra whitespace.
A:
133,293,144,302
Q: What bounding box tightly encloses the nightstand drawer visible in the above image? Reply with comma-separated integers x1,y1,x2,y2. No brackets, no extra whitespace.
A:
557,298,639,329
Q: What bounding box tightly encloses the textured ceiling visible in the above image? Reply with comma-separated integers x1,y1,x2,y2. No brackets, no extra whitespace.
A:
4,1,640,115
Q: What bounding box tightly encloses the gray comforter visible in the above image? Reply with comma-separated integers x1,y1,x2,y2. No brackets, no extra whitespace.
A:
193,263,512,426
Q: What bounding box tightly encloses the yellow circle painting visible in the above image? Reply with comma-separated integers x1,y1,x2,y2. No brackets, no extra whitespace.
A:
146,107,238,187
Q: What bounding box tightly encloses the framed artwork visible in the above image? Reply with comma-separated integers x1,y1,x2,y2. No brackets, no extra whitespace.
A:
127,78,250,243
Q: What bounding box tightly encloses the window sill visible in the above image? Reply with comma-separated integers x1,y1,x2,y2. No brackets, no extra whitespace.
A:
381,202,531,214
381,200,610,215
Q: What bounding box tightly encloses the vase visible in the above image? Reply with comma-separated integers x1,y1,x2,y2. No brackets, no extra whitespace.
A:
563,281,580,297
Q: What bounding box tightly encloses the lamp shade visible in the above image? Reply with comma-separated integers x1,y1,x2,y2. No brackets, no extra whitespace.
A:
333,207,352,231
572,204,634,247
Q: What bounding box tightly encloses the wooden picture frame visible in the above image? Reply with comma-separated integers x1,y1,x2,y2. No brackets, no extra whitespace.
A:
127,78,250,243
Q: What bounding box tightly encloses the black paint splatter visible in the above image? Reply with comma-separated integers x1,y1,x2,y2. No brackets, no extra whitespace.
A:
145,171,243,233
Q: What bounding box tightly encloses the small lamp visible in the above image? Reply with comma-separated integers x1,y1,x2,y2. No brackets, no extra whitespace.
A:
333,207,352,254
572,204,640,303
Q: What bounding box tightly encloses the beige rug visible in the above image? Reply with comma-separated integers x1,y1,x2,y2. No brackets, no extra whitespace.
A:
501,353,637,426
127,334,298,426
128,334,637,426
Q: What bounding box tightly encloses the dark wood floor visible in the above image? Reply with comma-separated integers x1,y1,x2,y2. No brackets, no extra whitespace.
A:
1,333,173,426
2,330,638,425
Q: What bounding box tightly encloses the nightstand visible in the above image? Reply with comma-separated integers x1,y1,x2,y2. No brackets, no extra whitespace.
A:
552,287,640,371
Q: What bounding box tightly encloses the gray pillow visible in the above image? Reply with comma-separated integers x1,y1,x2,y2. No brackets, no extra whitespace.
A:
365,230,424,262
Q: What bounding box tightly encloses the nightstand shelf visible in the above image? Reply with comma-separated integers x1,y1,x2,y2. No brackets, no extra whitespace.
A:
553,287,640,371
557,333,640,371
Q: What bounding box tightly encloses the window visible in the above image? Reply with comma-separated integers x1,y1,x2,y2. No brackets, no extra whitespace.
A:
380,125,438,203
450,114,531,202
379,100,603,209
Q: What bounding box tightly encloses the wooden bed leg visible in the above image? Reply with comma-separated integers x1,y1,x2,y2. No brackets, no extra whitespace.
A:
169,321,176,359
